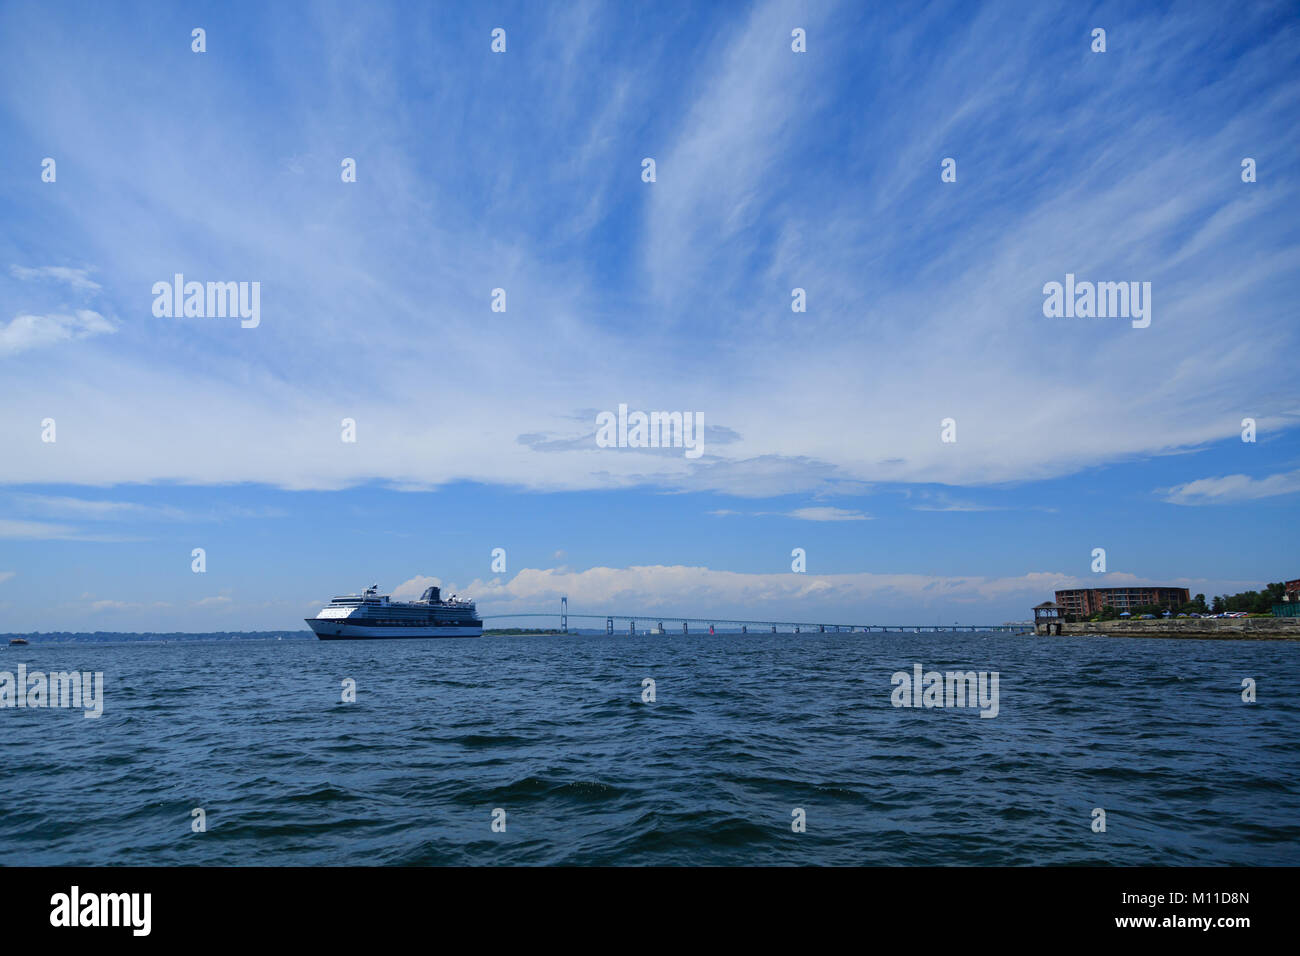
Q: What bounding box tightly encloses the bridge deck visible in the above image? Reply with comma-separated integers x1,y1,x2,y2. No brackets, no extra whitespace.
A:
482,612,1029,633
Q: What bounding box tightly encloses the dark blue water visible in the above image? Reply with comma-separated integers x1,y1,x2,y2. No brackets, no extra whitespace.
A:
2,633,1297,865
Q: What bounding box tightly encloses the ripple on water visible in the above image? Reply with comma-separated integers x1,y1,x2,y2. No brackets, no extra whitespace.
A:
1,633,1297,865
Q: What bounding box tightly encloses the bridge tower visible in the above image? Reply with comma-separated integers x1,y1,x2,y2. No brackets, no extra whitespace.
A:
682,621,688,635
630,620,636,636
606,616,613,636
561,596,568,634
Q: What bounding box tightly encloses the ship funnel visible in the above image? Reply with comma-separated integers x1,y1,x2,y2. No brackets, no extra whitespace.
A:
420,586,441,603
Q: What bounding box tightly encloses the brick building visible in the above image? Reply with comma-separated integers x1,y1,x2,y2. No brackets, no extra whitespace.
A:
1055,586,1190,619
1276,579,1300,617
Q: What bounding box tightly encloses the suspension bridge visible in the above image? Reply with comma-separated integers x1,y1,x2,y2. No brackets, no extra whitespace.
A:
481,598,1032,635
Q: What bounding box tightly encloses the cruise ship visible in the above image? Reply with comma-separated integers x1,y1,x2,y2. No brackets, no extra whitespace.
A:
306,584,483,640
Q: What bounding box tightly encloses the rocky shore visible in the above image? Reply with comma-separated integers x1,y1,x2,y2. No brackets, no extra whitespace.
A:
1044,618,1300,640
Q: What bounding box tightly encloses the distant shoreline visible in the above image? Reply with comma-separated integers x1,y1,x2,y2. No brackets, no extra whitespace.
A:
2,629,598,643
2,631,314,643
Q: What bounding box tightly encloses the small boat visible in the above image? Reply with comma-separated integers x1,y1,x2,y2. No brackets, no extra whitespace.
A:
9,638,29,645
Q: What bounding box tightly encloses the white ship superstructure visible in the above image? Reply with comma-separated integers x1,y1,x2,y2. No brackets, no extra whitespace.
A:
307,585,483,640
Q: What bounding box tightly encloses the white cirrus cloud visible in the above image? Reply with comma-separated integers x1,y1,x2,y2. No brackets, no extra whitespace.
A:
9,264,101,291
0,519,82,540
709,506,871,521
12,495,189,521
0,2,1294,497
87,599,171,611
909,490,1006,512
8,494,286,523
0,309,115,355
1160,469,1300,505
784,506,871,522
0,518,139,542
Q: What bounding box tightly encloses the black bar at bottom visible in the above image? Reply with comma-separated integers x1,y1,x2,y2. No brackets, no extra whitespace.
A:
0,865,1285,942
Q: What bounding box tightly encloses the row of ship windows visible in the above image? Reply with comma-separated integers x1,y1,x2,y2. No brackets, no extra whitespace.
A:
345,611,476,616
336,604,470,612
346,618,479,625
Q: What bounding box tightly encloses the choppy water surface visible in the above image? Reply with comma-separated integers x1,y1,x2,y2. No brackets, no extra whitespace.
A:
3,632,1297,865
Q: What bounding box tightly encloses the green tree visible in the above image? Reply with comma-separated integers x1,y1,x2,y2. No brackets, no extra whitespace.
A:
1261,582,1285,613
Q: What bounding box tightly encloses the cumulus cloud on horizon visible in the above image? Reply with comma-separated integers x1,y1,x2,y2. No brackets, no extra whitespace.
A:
391,566,1257,622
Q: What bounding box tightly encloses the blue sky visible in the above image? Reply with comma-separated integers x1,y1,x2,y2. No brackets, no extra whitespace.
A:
1,0,1298,631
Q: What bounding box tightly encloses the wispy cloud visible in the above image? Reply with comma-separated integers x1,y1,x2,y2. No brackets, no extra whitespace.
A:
0,310,114,355
13,495,189,521
1160,469,1300,505
9,494,286,522
0,519,136,542
0,1,1295,500
782,506,871,521
708,505,871,521
910,491,1004,513
10,264,101,291
0,519,83,540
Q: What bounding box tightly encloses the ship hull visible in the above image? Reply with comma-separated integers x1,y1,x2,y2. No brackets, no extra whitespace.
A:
307,619,482,640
